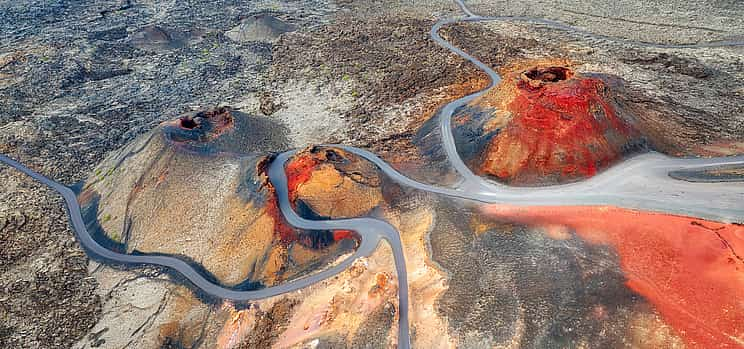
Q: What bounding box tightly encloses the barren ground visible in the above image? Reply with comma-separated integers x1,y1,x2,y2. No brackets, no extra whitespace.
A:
1,0,742,348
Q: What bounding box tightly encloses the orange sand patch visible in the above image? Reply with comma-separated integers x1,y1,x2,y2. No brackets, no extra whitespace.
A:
216,302,259,348
481,204,744,348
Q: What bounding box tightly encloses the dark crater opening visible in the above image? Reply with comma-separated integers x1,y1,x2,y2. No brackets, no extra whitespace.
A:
325,149,345,163
524,66,572,82
179,116,199,129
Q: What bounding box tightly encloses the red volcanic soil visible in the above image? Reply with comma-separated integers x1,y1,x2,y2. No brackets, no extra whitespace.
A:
257,157,299,244
481,204,744,348
332,230,355,241
272,150,360,244
284,152,321,204
477,63,643,185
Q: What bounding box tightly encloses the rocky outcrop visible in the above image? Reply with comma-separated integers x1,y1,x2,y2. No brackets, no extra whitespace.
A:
225,14,296,43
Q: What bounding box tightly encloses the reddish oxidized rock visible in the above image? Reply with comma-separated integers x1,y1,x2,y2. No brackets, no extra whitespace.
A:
285,146,383,220
468,62,645,185
282,146,386,243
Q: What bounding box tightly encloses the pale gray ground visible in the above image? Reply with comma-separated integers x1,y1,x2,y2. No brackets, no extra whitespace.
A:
467,0,744,45
1,1,338,347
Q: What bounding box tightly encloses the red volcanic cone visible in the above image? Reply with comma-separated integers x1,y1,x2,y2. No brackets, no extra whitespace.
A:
476,62,644,185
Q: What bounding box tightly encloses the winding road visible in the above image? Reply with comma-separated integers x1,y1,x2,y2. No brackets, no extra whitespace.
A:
1,1,743,348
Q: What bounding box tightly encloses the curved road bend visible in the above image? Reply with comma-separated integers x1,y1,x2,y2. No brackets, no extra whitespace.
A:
0,150,412,347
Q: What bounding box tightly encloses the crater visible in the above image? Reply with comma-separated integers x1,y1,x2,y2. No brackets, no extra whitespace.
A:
225,14,296,43
161,106,286,154
523,66,572,83
179,116,199,129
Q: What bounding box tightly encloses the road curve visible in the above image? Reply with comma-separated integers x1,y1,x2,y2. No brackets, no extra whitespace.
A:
0,152,379,299
0,151,412,348
454,0,476,18
333,146,744,223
